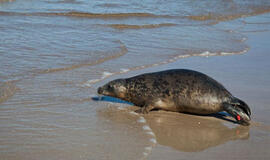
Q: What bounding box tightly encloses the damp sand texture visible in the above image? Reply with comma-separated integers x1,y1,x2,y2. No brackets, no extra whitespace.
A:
1,0,270,160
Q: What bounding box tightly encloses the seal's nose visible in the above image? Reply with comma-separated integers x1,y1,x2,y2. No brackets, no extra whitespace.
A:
97,87,103,94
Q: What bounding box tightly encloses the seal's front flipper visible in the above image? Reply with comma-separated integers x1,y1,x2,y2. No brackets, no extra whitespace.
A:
135,104,155,114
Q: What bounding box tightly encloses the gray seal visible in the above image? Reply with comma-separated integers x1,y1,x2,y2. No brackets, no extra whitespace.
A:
98,69,251,125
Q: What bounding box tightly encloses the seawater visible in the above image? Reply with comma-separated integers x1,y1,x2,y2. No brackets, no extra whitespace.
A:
1,0,270,159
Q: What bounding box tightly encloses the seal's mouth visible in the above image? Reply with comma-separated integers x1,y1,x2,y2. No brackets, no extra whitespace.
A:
223,100,251,126
97,86,110,96
235,112,251,126
234,103,251,126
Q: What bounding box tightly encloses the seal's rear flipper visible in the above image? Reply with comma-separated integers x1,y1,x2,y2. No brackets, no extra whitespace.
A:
223,102,251,126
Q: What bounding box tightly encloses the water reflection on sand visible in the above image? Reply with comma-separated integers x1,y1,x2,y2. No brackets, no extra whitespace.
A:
96,96,249,153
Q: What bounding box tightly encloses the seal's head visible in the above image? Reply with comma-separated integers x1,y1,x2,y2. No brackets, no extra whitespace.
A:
98,79,127,99
223,97,251,126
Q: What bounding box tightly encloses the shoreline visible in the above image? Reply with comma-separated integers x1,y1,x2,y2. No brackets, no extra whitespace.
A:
1,3,270,159
102,13,270,159
113,13,270,125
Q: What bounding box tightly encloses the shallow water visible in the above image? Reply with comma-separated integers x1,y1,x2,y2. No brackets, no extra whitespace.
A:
1,0,270,159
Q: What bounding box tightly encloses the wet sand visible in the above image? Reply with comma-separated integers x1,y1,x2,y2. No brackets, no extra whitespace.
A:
1,2,270,159
104,14,270,160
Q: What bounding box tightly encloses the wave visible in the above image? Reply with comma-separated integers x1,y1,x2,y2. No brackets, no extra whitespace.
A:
81,48,249,88
1,10,268,22
46,12,165,19
0,81,18,104
95,3,128,8
188,13,243,22
187,7,270,23
36,41,128,74
104,23,176,30
0,0,15,3
0,11,169,19
46,0,83,4
241,29,269,33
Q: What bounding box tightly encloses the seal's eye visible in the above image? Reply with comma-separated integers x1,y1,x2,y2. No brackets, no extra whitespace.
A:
107,85,113,91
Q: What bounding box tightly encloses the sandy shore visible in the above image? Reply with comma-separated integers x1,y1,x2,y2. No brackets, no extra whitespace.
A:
1,5,270,160
100,13,270,160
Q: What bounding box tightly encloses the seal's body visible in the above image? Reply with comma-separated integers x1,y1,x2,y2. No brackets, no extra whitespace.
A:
98,69,251,125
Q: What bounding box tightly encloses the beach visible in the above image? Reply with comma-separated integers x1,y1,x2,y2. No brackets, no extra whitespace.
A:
94,13,270,160
1,0,270,159
138,14,270,159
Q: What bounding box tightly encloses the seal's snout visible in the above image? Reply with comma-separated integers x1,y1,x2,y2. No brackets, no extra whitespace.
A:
237,112,251,126
223,97,251,126
97,87,103,94
234,98,251,126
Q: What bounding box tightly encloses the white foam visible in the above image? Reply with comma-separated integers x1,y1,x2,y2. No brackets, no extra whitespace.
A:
141,66,146,69
81,83,91,87
89,79,100,83
149,138,157,144
142,125,151,131
200,51,210,56
241,37,247,42
220,52,234,55
200,51,216,57
200,48,249,57
145,146,152,151
242,48,249,54
117,106,125,110
129,111,139,116
102,72,113,79
181,55,190,58
146,131,155,137
143,152,148,156
137,117,146,123
120,68,129,73
81,79,100,87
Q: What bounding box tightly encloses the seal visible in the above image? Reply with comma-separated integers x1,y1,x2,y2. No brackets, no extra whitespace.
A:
98,69,251,125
